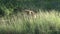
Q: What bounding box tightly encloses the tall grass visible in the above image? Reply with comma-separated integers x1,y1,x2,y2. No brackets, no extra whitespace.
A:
0,10,60,34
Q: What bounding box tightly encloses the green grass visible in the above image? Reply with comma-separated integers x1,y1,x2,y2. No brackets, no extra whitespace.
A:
0,10,60,34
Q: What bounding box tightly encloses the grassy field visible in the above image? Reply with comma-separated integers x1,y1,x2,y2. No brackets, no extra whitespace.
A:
0,10,60,34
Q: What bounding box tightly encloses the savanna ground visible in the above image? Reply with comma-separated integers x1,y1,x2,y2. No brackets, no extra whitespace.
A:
0,10,60,34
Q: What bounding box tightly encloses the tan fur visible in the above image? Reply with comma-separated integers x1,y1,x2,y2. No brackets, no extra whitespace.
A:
24,9,37,18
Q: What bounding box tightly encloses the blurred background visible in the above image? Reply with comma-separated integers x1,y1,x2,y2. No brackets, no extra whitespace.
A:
0,0,60,16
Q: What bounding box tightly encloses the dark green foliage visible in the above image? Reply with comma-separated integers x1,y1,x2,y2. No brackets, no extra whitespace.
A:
0,0,59,10
0,0,60,16
0,8,5,16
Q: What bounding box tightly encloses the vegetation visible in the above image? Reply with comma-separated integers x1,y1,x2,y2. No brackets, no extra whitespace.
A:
0,0,60,15
0,0,60,34
0,10,60,34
